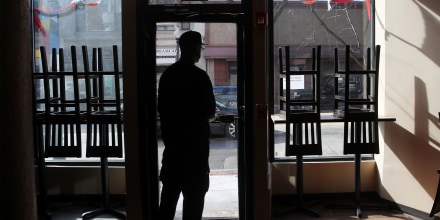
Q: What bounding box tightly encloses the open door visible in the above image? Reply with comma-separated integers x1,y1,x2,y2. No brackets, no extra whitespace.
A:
141,5,249,219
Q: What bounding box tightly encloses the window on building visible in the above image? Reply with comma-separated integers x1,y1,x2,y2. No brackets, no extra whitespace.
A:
270,0,375,160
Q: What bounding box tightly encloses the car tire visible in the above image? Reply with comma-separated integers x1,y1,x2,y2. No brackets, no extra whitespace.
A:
225,122,237,139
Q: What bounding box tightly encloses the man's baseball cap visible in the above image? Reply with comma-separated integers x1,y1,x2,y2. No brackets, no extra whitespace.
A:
178,31,207,46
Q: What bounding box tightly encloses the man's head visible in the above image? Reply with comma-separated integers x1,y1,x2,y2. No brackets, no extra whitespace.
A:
179,31,205,47
178,31,206,63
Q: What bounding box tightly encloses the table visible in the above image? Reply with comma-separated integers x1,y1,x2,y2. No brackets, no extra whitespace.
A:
271,113,396,124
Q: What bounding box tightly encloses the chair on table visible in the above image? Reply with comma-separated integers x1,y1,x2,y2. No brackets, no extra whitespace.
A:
275,46,322,217
42,46,86,158
81,45,125,220
36,46,86,219
329,45,389,217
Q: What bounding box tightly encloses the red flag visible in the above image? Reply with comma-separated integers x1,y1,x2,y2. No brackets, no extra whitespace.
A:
367,0,371,20
33,12,46,37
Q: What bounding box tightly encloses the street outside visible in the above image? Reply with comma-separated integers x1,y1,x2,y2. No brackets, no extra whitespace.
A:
47,123,350,163
157,137,238,171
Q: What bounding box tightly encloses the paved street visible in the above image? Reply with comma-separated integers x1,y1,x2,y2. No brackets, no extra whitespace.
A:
157,137,238,171
274,122,346,158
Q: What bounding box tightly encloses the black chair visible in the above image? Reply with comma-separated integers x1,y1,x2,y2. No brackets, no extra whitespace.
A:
41,46,86,158
275,46,322,217
340,113,381,217
81,45,125,220
36,46,86,219
329,45,389,217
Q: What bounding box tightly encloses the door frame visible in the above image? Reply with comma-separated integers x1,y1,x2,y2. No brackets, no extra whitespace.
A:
138,4,254,220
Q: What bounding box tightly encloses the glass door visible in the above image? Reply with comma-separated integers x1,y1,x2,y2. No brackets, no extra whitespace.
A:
142,3,249,216
155,22,241,219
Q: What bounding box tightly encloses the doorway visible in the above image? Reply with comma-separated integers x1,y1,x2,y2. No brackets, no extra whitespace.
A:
142,6,249,218
156,22,240,219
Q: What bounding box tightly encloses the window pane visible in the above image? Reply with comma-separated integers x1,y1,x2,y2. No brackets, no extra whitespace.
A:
33,0,123,162
272,0,374,159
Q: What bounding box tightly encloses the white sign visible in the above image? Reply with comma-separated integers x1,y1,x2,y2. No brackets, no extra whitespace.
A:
283,75,304,90
157,48,178,65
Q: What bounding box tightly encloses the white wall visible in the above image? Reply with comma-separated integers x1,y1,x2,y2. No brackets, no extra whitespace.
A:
375,0,440,213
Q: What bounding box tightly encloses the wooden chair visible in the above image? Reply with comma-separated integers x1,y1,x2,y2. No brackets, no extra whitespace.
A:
81,45,125,220
329,45,389,217
41,46,86,158
36,46,86,219
276,46,322,217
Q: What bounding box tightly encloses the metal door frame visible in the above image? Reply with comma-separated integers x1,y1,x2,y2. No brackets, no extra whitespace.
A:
139,4,253,219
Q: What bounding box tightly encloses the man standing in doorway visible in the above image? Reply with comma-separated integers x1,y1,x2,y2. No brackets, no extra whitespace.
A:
157,31,216,220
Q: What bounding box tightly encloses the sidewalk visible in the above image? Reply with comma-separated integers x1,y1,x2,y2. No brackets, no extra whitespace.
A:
173,156,239,219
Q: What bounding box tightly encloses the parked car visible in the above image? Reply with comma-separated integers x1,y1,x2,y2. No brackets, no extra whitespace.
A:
212,85,237,96
156,91,239,140
210,94,238,139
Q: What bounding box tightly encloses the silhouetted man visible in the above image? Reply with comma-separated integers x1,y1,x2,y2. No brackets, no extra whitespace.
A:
157,31,216,220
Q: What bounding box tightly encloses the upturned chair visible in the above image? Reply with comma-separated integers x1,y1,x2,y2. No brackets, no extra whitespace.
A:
81,45,125,220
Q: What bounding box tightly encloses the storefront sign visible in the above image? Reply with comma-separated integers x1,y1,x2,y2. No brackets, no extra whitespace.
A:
156,48,178,65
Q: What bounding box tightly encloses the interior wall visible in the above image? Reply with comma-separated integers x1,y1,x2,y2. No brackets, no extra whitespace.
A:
43,167,126,195
375,0,440,214
1,0,37,219
272,161,377,195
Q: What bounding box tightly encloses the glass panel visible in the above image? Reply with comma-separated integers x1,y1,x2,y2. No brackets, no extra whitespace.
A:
156,22,239,218
148,0,241,5
32,0,123,162
33,0,122,72
272,0,374,158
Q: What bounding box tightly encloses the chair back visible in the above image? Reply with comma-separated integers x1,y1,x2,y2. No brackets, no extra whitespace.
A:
82,45,123,158
334,45,381,155
40,46,85,157
280,46,323,156
286,113,322,156
344,112,379,154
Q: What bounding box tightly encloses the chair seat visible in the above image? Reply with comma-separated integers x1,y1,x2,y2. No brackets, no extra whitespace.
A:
45,145,82,158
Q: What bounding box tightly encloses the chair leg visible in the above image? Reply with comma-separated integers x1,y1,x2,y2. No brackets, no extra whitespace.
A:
37,123,52,220
327,154,391,217
82,157,126,220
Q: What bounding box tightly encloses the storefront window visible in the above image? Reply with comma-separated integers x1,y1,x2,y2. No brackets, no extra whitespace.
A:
271,0,374,159
32,0,123,162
